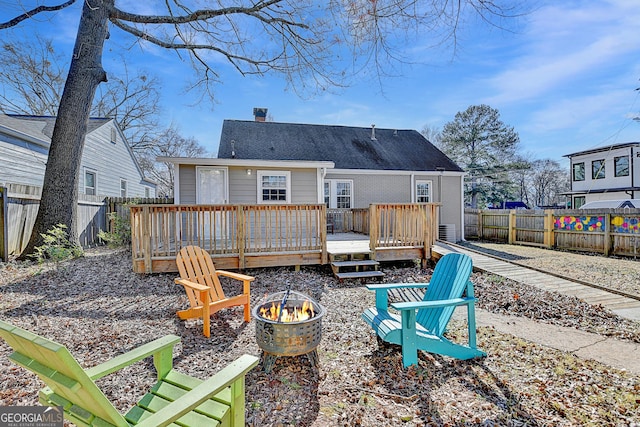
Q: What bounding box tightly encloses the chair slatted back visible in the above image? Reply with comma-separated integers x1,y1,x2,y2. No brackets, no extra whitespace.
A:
176,246,227,304
0,320,128,427
416,253,473,336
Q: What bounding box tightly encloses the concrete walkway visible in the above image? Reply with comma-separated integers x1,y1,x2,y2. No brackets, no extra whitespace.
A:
432,242,640,375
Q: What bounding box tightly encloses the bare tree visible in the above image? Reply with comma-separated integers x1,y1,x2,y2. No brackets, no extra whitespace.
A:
0,36,160,150
137,125,208,197
1,0,524,256
420,124,441,146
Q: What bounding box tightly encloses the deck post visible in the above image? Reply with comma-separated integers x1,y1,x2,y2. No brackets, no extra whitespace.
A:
142,205,152,273
369,204,378,257
321,205,328,265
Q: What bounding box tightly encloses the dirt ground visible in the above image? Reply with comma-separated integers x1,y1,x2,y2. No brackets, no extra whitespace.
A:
1,246,639,426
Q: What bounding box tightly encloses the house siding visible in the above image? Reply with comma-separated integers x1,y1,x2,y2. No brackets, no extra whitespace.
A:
179,165,197,204
0,136,48,187
80,122,154,197
180,166,318,204
0,116,154,197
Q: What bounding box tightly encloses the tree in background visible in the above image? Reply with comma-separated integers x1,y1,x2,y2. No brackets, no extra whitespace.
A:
1,1,523,256
527,159,569,208
0,36,160,150
137,125,208,197
421,124,441,146
439,104,521,208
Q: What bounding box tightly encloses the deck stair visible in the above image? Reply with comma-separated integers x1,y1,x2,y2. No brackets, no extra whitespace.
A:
329,252,385,281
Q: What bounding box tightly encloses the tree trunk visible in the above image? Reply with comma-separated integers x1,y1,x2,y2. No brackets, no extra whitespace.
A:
20,1,110,257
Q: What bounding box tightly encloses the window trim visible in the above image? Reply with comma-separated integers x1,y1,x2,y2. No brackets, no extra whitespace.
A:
324,179,353,209
614,155,629,177
120,179,127,198
573,196,586,209
591,159,605,180
415,179,433,203
257,170,291,204
84,169,97,196
572,162,585,182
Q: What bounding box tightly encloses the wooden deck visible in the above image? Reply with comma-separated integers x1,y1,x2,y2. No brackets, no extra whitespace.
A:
130,203,438,273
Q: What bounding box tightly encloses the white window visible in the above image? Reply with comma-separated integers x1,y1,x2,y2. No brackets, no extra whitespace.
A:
416,180,432,203
110,128,117,144
144,187,150,198
258,171,290,203
85,170,96,195
120,179,127,197
324,180,353,208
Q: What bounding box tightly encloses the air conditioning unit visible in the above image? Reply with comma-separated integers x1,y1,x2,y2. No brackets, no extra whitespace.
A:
439,224,456,242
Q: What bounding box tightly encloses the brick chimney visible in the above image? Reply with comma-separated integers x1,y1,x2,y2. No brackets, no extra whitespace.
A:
253,107,268,122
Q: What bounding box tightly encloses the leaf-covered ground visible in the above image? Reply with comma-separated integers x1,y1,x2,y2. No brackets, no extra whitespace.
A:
1,247,639,426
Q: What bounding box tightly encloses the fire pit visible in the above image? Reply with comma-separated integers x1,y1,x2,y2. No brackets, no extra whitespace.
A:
253,290,325,373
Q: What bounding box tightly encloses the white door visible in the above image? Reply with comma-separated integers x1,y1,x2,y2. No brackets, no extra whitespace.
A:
196,167,227,204
195,167,228,242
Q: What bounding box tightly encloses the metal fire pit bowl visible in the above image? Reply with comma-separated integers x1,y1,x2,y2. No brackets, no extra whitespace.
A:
253,290,325,373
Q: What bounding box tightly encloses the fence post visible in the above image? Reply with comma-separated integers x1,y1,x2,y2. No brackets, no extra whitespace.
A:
477,210,483,240
604,213,611,257
0,187,6,262
543,210,554,248
508,210,516,244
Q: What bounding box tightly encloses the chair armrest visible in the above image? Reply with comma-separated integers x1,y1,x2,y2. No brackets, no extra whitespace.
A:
391,297,475,311
216,270,255,282
135,354,260,427
365,282,428,291
85,335,181,380
175,278,209,292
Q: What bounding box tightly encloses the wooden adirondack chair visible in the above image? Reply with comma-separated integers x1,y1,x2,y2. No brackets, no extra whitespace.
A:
175,246,254,338
0,320,258,427
362,252,486,368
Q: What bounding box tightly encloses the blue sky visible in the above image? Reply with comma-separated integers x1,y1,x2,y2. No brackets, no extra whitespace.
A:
2,0,639,168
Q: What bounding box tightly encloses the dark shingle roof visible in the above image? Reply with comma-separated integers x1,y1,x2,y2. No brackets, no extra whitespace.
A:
218,120,463,172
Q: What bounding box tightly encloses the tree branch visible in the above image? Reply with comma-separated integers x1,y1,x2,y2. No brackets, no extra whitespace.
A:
0,0,77,29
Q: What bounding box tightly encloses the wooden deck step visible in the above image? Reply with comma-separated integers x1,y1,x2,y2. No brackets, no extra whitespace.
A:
331,260,380,268
334,270,385,280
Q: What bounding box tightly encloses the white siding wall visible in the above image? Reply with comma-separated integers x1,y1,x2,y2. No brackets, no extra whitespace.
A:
0,137,48,187
570,146,633,192
0,120,154,197
179,165,197,203
80,122,154,197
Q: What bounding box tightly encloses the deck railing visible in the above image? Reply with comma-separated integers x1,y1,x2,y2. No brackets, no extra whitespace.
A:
130,203,439,273
130,204,328,273
369,203,439,261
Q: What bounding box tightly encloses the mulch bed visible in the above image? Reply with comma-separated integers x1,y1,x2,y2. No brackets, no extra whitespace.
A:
1,247,639,426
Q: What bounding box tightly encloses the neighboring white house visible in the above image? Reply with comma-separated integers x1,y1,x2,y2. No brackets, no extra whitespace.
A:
564,143,640,208
0,114,155,197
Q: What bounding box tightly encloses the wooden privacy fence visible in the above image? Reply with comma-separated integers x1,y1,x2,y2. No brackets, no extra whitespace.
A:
129,204,329,273
0,183,171,261
465,208,640,258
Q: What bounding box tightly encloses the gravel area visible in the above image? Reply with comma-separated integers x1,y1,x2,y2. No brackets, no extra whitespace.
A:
1,246,639,426
458,241,640,296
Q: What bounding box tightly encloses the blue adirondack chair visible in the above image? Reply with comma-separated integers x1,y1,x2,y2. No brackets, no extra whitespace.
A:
361,253,486,368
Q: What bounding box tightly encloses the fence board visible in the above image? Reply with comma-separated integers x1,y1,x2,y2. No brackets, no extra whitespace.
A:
465,208,640,259
0,186,174,259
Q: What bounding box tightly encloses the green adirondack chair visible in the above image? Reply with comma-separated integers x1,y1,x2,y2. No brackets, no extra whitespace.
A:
362,252,486,368
0,320,258,427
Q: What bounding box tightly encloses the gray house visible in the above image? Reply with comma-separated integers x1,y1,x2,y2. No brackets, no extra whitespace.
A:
163,111,465,241
0,114,155,197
